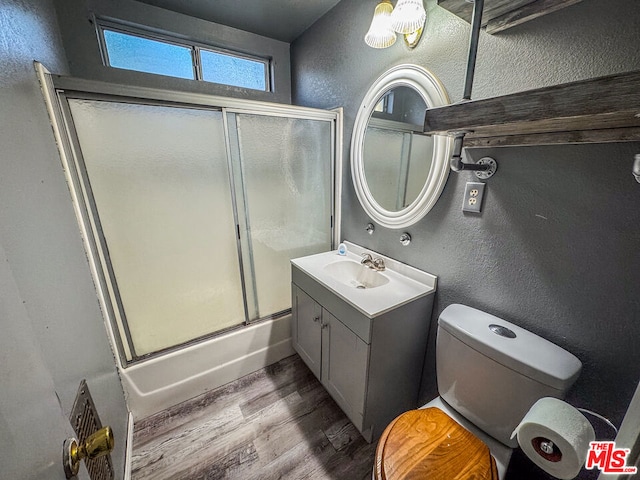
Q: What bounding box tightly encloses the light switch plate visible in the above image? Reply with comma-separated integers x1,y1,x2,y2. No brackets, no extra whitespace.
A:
462,182,485,213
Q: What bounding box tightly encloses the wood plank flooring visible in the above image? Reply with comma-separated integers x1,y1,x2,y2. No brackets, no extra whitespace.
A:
131,354,376,480
130,354,578,480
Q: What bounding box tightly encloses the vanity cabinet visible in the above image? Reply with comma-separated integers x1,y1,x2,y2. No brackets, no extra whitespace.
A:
321,309,369,430
293,286,368,429
293,288,323,379
291,264,434,442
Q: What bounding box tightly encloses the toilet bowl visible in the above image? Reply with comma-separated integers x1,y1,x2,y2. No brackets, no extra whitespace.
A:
374,304,582,480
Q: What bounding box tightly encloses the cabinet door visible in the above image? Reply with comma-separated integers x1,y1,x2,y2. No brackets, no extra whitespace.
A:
292,286,322,379
321,310,369,428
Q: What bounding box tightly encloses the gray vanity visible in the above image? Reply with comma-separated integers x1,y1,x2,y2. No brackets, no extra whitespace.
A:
290,242,437,442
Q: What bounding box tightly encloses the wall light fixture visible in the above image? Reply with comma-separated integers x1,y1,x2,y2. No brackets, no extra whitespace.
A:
364,0,397,49
365,0,426,49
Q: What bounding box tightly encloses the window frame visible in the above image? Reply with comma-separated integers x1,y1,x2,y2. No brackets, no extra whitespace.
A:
95,19,272,92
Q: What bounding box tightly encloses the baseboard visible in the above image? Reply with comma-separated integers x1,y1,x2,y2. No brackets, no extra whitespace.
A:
123,411,134,480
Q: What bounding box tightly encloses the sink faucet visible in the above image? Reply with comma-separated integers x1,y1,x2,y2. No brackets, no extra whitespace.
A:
361,253,385,271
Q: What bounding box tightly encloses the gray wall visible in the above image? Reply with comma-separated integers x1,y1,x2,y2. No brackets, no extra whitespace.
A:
0,0,129,475
291,0,640,432
53,0,292,103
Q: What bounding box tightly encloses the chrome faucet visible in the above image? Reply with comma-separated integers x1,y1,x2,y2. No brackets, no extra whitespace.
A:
361,253,385,271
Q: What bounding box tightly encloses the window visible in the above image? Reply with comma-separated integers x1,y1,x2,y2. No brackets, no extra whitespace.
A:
103,29,194,80
98,22,270,92
201,49,266,91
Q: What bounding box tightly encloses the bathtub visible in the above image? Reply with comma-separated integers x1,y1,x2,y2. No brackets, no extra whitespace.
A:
120,315,294,420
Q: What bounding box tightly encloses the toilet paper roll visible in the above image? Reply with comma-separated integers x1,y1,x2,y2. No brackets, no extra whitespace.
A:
512,397,595,480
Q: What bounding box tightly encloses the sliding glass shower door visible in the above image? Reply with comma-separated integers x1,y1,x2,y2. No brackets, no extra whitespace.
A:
228,113,333,321
67,100,246,358
57,91,338,363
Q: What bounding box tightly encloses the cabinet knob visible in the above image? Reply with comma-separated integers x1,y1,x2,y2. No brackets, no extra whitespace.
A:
313,316,321,322
321,322,329,329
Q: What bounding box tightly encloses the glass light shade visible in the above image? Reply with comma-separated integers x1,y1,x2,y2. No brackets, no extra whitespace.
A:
364,0,397,49
390,0,426,34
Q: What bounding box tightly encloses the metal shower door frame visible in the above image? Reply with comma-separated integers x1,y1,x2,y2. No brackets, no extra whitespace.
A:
44,72,342,366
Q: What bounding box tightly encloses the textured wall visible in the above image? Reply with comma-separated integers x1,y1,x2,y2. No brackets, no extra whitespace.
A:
0,0,128,475
291,0,640,441
53,0,292,103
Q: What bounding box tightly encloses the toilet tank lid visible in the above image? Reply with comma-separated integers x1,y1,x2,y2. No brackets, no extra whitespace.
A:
438,304,582,392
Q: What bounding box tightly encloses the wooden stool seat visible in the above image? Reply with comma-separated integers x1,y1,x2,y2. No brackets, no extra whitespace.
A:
374,407,499,480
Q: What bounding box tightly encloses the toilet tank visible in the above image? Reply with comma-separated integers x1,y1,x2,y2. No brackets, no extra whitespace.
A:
436,304,582,448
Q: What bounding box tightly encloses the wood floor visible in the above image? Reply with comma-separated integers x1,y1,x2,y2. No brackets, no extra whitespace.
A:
131,354,377,480
129,353,576,480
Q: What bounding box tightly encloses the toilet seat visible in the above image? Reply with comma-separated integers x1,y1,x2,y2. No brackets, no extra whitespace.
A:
374,407,498,480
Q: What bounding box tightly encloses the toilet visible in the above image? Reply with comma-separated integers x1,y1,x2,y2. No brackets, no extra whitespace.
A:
374,304,582,480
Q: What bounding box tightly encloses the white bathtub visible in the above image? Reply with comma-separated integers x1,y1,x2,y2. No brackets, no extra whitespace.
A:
120,315,294,420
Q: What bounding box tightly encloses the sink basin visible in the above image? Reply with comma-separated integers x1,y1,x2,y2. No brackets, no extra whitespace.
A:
291,241,437,318
323,260,390,289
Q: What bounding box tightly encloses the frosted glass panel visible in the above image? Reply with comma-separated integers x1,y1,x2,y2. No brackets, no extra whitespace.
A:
406,133,434,208
235,114,332,319
364,128,434,210
363,127,405,211
68,100,244,356
201,49,267,91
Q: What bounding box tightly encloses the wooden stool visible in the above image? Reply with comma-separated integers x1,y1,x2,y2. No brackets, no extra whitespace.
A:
374,407,498,480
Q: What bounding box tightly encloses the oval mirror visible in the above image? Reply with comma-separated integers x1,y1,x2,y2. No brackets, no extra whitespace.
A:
351,65,452,229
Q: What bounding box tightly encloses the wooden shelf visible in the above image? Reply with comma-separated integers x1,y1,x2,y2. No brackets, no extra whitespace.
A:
423,70,640,147
437,0,584,34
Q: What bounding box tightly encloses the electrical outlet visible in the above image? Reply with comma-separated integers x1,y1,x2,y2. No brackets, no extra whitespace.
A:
462,182,486,213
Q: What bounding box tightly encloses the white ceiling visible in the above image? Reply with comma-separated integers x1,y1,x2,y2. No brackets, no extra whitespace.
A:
136,0,343,43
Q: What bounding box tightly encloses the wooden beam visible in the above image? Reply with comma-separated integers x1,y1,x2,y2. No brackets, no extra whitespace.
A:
462,127,640,148
437,0,584,34
437,0,536,27
460,111,640,138
424,70,640,145
486,0,584,34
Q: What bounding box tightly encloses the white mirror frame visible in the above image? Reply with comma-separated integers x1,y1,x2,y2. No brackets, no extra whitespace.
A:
351,64,452,229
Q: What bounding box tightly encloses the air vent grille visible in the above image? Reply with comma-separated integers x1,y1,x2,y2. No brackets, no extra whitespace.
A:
69,380,114,480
